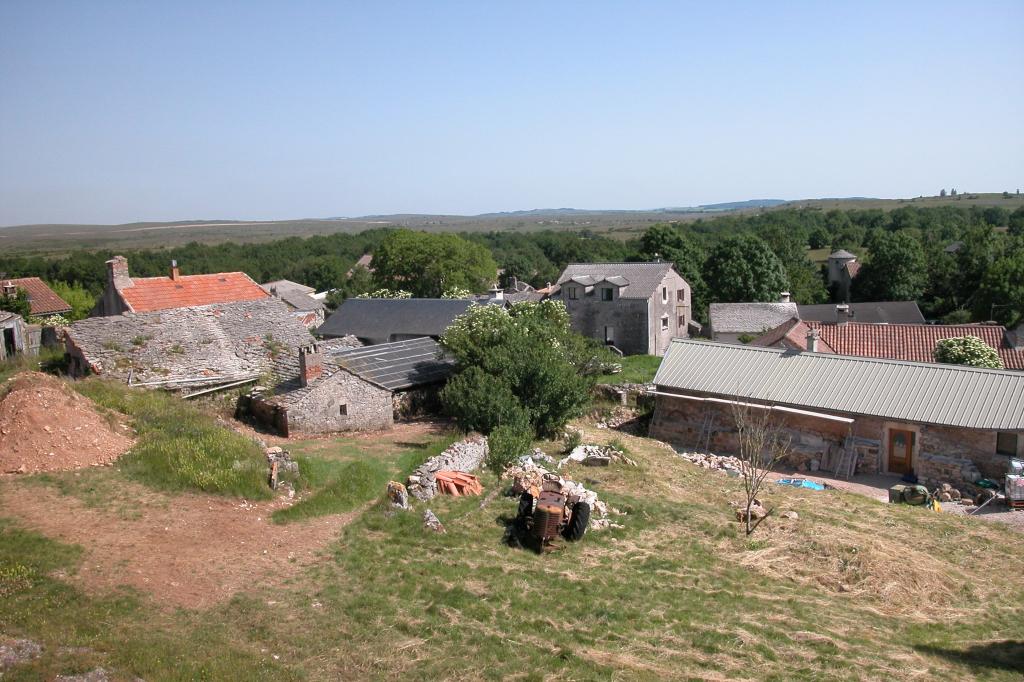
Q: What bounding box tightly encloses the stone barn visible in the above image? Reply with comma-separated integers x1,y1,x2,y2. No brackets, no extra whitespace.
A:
243,336,456,436
649,340,1024,490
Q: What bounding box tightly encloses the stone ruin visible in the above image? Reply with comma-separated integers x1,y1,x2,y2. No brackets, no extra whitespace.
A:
266,445,299,494
406,433,488,501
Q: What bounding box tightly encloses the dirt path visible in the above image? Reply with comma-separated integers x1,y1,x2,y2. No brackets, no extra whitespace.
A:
0,481,345,610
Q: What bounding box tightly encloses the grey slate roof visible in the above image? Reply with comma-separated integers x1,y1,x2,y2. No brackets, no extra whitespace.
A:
333,337,455,390
797,301,925,325
267,337,453,405
709,302,799,334
653,339,1024,430
829,249,857,259
66,298,313,388
317,298,476,343
261,279,315,296
555,262,675,300
261,280,324,312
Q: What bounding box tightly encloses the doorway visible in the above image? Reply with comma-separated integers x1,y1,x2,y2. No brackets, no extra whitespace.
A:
2,327,15,359
887,428,915,474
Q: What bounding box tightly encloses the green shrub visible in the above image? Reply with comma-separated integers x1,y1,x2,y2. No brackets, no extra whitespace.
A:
933,336,1004,369
439,366,530,435
486,424,533,473
562,428,582,453
75,379,271,499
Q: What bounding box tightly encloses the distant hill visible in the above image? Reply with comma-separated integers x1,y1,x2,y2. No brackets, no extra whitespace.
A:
2,192,1019,256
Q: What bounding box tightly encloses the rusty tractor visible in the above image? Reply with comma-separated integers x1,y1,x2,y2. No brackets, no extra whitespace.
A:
515,472,590,549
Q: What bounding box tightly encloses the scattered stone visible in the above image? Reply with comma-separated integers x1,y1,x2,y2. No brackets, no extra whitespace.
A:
781,511,799,520
0,637,42,669
407,434,488,501
938,492,952,502
735,503,767,522
517,448,554,466
558,443,636,469
676,449,742,475
265,447,299,490
386,481,409,509
422,509,445,533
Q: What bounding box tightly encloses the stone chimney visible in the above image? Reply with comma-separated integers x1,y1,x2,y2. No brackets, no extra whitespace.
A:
298,344,323,387
779,291,791,303
835,303,851,325
106,256,132,290
1,280,14,298
170,259,180,280
805,328,819,353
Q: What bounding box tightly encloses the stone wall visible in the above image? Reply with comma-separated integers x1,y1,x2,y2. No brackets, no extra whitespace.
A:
646,269,690,355
564,294,650,356
284,369,393,434
651,391,1021,486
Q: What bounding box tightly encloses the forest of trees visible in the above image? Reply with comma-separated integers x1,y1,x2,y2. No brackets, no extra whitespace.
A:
1,203,1022,327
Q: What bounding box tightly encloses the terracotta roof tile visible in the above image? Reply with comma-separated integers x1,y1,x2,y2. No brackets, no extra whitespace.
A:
119,272,268,313
804,322,1023,369
2,277,72,315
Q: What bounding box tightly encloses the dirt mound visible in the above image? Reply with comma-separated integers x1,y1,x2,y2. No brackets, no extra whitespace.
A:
0,372,133,474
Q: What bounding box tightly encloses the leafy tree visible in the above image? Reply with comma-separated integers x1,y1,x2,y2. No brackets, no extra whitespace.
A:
981,206,1009,227
637,223,708,321
940,308,972,324
1008,206,1024,237
48,280,96,321
853,232,927,302
0,286,31,318
807,226,830,250
440,301,598,438
973,250,1024,327
703,234,789,303
373,230,497,298
933,336,1003,369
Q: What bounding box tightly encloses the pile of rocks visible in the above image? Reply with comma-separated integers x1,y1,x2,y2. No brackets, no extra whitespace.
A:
559,443,637,468
502,458,624,531
595,406,643,431
266,446,299,492
407,433,488,501
677,450,742,475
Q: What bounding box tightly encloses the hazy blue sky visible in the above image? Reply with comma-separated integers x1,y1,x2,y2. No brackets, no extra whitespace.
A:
1,1,1021,226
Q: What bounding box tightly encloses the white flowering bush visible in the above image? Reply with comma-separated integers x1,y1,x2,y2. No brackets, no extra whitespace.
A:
355,289,412,299
441,287,473,299
933,336,1004,369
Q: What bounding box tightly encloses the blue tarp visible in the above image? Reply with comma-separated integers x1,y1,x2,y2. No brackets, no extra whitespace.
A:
776,478,826,491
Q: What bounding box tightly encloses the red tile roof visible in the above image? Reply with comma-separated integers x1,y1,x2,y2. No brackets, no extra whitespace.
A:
804,321,1023,369
751,318,836,353
119,272,269,313
2,277,72,315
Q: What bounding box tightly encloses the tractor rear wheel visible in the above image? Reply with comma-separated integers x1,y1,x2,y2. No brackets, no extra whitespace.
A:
565,501,591,541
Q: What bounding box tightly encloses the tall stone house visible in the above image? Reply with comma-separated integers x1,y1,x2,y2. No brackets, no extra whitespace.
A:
93,256,269,317
553,262,691,356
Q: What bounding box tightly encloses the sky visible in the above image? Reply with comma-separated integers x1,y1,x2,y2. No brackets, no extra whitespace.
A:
1,1,1022,226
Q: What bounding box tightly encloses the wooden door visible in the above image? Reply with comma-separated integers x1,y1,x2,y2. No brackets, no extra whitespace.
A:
888,429,914,474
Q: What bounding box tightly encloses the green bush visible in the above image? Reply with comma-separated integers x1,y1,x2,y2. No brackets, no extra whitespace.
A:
933,336,1004,369
562,428,582,453
75,379,271,499
486,424,533,473
438,366,530,434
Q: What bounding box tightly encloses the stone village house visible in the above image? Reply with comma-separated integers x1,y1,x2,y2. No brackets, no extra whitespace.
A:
92,255,269,317
65,298,313,392
260,279,327,329
553,262,692,356
649,340,1024,490
240,336,456,435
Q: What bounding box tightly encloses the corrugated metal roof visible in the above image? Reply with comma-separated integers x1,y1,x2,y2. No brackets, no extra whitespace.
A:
653,340,1024,430
332,337,455,390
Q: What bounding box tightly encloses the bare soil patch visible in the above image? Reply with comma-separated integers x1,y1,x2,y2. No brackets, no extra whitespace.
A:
0,479,342,609
0,373,133,475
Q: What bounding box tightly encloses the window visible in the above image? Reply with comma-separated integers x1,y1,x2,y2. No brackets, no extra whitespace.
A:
997,432,1018,456
604,326,615,344
567,287,578,300
339,404,348,416
677,288,685,301
601,288,613,301
662,286,668,303
661,315,669,331
678,315,684,328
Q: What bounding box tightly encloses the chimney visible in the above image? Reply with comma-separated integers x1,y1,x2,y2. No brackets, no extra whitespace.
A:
779,291,791,303
806,328,819,353
170,259,180,280
836,303,850,324
1,280,15,298
298,344,323,387
106,256,132,290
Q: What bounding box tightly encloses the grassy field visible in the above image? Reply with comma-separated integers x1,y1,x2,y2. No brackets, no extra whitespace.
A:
2,385,1024,679
597,354,662,384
